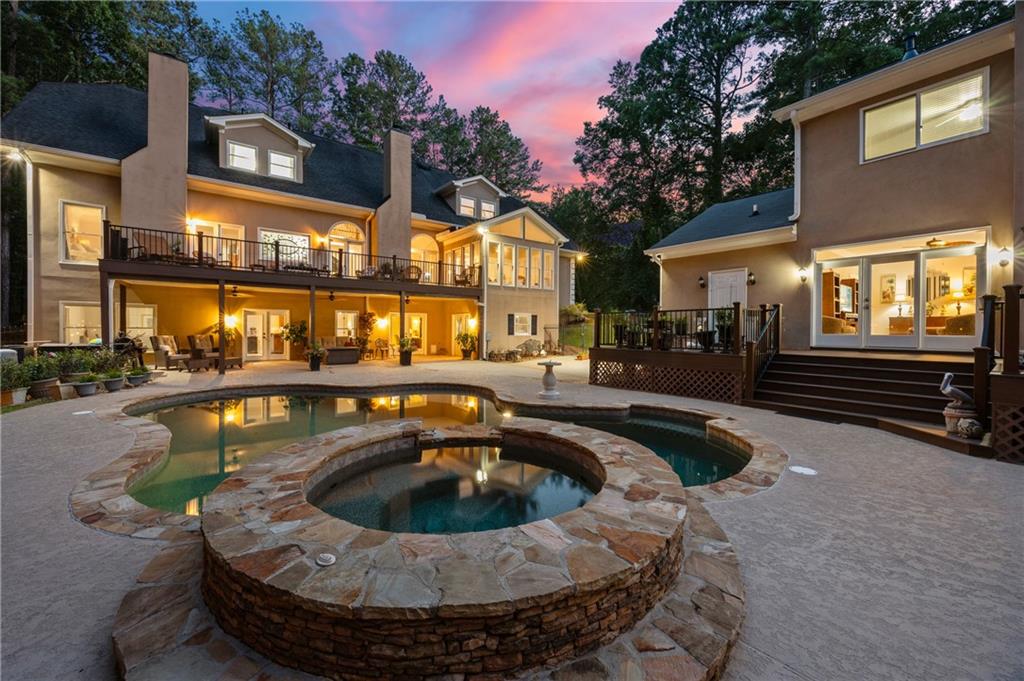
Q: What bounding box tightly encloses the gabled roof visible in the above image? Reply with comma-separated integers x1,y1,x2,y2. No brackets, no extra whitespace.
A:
647,188,795,256
205,113,316,152
434,175,508,197
0,82,514,226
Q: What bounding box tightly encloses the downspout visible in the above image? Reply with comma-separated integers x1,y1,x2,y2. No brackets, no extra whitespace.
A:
24,155,35,342
788,110,801,222
479,232,488,360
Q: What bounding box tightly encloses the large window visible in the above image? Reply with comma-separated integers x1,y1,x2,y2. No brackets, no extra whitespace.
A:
328,222,365,274
487,242,500,284
543,250,554,289
61,201,105,264
530,249,542,288
459,196,476,217
227,141,258,172
267,151,296,180
862,70,987,162
517,245,529,287
61,302,155,344
335,311,358,338
501,244,515,286
480,200,496,220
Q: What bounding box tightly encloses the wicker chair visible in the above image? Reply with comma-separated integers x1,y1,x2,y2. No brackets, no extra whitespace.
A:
150,335,188,370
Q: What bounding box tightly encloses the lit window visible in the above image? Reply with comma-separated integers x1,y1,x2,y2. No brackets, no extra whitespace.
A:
543,250,554,289
501,244,515,286
268,151,296,180
335,311,358,338
459,196,476,217
227,141,258,172
62,302,155,343
517,245,529,287
259,229,310,264
530,249,542,288
61,202,104,263
863,70,987,161
513,313,532,336
480,200,496,219
487,242,500,284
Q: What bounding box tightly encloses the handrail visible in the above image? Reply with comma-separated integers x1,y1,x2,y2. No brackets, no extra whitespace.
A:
102,222,481,288
743,304,781,398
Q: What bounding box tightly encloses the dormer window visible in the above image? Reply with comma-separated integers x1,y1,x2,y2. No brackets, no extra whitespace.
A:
227,141,258,172
480,200,496,220
268,151,296,180
459,196,476,217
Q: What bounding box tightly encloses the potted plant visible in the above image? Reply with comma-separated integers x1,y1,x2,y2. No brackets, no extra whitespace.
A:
715,309,734,353
281,320,309,359
25,353,60,399
455,332,477,360
304,342,327,371
126,366,151,386
72,373,101,397
398,336,414,366
57,349,93,383
356,312,376,360
101,368,126,392
1,359,31,406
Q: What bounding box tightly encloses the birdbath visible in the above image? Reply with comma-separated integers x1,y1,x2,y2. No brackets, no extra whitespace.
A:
537,360,562,400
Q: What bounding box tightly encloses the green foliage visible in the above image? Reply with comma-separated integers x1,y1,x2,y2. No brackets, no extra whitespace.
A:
103,368,125,379
56,349,94,376
455,332,477,352
398,336,415,352
303,341,327,360
78,374,100,384
0,359,30,389
91,347,126,374
280,320,308,345
356,313,376,354
23,353,58,381
128,365,149,376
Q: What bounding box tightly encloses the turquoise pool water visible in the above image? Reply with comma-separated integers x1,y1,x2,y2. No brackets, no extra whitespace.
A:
128,391,746,515
310,444,596,533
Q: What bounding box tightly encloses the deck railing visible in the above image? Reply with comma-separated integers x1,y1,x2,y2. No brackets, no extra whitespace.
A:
744,304,781,399
973,284,1022,432
593,302,744,354
103,222,481,288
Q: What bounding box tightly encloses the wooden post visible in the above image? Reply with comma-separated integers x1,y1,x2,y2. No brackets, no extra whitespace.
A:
102,219,112,259
973,346,990,429
218,280,226,375
118,283,127,335
772,304,783,353
309,286,317,348
399,292,406,347
593,308,602,348
732,301,742,354
392,255,398,281
980,294,998,350
197,232,204,265
438,257,444,285
1002,284,1021,374
274,241,281,271
651,305,660,351
99,270,111,345
337,248,345,278
758,304,768,353
744,340,755,399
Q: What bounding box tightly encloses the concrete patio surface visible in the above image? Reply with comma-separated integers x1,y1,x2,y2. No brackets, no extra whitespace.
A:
1,358,1021,680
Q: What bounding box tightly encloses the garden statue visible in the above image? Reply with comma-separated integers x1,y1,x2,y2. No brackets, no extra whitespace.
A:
939,372,976,434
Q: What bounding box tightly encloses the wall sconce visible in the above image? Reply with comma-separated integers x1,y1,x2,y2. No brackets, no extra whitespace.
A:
376,317,389,329
697,275,706,289
998,247,1011,267
576,253,586,263
468,317,478,330
798,267,807,283
7,150,24,163
230,285,238,297
328,291,335,302
747,271,756,286
224,314,238,329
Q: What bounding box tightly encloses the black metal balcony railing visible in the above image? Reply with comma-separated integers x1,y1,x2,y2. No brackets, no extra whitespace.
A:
594,305,743,353
103,223,481,288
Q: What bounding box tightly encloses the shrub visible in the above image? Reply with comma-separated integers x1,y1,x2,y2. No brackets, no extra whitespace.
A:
91,347,126,374
24,354,59,381
78,374,100,384
455,332,477,352
281,320,308,345
0,360,30,389
128,366,149,376
56,349,94,376
103,368,125,379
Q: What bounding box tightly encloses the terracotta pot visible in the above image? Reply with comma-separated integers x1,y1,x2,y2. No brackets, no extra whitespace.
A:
29,377,59,399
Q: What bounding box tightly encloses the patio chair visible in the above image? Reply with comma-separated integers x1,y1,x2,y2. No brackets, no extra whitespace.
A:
453,270,474,287
400,265,422,283
150,335,188,371
357,266,379,279
374,338,392,360
188,334,242,370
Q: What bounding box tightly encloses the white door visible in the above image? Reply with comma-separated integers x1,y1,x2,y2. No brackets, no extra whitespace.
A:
865,254,919,348
920,245,983,351
243,309,290,360
707,269,747,309
816,259,863,348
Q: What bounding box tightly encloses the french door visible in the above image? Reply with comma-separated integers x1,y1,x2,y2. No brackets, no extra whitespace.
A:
243,309,290,361
389,313,426,354
452,313,471,356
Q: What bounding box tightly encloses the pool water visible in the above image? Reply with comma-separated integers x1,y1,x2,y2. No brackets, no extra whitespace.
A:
310,444,595,533
128,391,746,515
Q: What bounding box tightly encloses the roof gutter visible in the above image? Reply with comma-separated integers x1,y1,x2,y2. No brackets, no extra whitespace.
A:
645,224,797,261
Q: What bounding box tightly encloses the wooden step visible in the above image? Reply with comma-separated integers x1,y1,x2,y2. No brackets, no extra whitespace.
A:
775,353,971,372
756,379,952,410
767,360,971,384
741,399,879,427
759,369,973,397
752,389,946,424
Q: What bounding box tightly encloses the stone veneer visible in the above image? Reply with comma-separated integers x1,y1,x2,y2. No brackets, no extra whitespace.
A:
200,418,690,679
69,383,789,540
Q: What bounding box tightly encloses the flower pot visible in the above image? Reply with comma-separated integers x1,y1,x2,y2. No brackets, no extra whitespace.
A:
102,376,125,392
1,387,28,406
461,349,473,360
58,383,78,400
73,382,99,397
126,373,150,386
309,356,322,372
399,350,413,366
29,377,59,399
63,372,89,383
694,330,717,353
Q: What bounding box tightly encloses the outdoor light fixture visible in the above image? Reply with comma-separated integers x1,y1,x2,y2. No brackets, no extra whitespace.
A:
231,285,238,297
476,226,488,235
798,267,807,283
224,314,238,329
376,317,388,329
747,271,756,286
998,247,1011,267
468,317,478,330
328,291,335,302
576,253,586,262
698,275,706,289
8,150,24,163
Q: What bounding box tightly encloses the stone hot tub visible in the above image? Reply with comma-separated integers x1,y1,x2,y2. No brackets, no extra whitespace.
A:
199,417,690,679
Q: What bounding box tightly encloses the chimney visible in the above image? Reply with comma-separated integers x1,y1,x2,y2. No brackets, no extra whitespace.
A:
901,33,919,61
377,128,412,258
121,53,189,231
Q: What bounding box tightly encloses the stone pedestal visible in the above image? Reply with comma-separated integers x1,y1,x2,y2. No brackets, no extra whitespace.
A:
538,360,562,400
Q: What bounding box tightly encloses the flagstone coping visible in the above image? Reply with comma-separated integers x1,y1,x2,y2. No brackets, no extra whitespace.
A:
69,382,787,539
199,418,690,678
113,492,742,681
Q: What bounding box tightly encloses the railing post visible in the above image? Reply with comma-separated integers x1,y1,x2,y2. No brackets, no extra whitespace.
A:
772,304,782,353
651,305,660,351
392,254,398,281
337,249,345,277
592,308,602,348
744,340,755,399
973,346,990,430
980,294,998,351
438,257,444,285
1001,284,1021,374
102,220,112,259
274,241,281,271
732,301,742,354
197,232,204,266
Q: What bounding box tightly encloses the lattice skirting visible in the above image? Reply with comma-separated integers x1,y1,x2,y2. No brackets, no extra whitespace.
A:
590,359,742,404
992,402,1024,464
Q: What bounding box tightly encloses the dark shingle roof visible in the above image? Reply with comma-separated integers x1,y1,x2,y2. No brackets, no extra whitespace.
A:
1,82,506,226
649,188,794,250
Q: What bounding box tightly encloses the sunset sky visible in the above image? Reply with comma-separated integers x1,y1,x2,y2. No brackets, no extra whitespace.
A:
196,1,678,198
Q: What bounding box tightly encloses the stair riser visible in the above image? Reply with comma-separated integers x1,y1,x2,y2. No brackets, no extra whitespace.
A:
757,381,951,410
761,371,973,396
768,362,971,384
776,354,972,372
754,391,946,424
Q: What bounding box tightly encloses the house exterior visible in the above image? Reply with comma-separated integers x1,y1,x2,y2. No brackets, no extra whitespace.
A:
0,52,581,362
648,18,1020,354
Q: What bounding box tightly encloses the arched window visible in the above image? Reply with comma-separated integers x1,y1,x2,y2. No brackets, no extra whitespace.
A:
411,233,439,281
328,222,365,275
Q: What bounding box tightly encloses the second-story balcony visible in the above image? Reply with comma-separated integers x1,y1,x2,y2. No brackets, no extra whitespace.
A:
102,222,482,295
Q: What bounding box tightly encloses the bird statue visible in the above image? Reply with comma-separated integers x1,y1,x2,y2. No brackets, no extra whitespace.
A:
939,372,974,408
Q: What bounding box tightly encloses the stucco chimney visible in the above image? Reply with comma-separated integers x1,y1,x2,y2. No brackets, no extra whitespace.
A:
376,128,412,259
120,52,189,231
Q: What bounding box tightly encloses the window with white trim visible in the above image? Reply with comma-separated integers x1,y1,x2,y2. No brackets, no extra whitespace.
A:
487,242,500,284
513,313,531,336
862,70,987,162
543,250,554,289
227,141,258,172
459,196,476,217
268,151,296,180
335,311,358,338
60,201,105,263
530,248,542,288
517,245,529,287
259,228,310,264
480,200,496,219
501,244,515,286
61,302,155,344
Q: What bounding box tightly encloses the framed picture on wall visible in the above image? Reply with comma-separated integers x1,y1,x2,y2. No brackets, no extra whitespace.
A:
880,274,897,304
962,267,976,296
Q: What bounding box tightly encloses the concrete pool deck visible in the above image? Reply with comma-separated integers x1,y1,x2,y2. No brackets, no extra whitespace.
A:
1,358,1022,680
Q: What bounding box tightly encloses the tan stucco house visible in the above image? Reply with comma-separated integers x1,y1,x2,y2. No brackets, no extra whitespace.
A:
0,53,582,363
648,18,1021,354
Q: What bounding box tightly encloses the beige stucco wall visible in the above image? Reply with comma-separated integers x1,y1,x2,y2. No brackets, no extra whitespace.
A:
219,125,305,183
484,287,559,354
121,53,188,231
660,47,1018,350
376,130,412,259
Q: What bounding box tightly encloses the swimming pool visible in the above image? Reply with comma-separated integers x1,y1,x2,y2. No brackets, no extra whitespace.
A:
128,390,748,515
